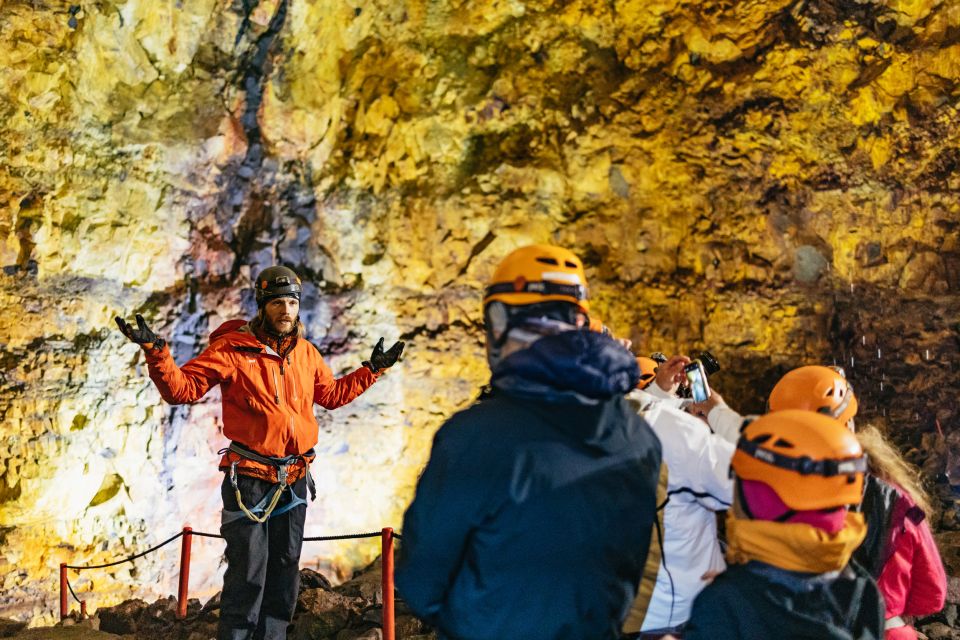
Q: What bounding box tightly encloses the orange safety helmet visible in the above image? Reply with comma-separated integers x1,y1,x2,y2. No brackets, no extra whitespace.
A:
483,244,589,313
732,410,867,511
768,365,858,426
636,356,659,390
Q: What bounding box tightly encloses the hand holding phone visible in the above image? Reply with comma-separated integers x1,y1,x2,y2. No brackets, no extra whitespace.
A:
684,360,712,403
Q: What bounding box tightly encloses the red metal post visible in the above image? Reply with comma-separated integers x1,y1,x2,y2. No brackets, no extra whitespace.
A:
177,526,193,620
381,527,395,640
59,563,68,620
80,601,87,619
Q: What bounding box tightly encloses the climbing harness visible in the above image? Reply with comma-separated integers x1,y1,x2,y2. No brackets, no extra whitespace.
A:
220,442,317,525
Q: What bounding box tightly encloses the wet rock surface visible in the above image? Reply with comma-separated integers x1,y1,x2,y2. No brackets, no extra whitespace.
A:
1,0,960,626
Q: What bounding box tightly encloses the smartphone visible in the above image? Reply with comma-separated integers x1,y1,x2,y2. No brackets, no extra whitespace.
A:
684,361,712,403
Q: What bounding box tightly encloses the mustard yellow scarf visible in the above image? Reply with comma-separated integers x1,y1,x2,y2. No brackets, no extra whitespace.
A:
725,511,868,574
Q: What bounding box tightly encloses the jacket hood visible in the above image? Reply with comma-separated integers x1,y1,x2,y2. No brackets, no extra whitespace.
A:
491,331,643,453
491,330,640,402
209,319,259,346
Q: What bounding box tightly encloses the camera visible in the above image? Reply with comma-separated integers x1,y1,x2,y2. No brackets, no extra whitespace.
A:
694,351,721,376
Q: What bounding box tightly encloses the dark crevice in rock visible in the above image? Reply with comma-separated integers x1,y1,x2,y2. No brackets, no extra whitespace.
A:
847,57,894,92
457,231,497,277
790,0,905,46
234,0,262,47
0,480,22,507
209,0,301,279
397,319,477,342
916,147,960,193
313,329,364,358
709,96,789,133
698,38,782,81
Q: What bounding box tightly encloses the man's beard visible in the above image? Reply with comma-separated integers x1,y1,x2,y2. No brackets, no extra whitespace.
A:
264,315,297,337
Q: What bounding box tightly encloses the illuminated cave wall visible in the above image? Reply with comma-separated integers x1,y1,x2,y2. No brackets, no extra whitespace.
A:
2,0,960,625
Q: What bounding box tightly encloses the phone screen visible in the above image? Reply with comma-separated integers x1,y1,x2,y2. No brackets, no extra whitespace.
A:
685,362,711,403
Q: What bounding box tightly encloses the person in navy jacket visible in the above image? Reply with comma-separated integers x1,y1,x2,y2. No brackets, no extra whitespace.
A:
396,244,662,640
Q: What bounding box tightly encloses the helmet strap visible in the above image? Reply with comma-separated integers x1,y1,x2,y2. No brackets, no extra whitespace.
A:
484,280,586,302
736,437,868,477
773,509,797,523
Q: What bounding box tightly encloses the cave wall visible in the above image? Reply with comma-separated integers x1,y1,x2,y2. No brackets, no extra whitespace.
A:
1,0,959,625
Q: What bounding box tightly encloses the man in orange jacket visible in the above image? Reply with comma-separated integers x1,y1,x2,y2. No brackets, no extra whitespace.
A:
116,265,403,640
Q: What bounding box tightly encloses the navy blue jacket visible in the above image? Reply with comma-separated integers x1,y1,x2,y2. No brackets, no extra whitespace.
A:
396,331,662,640
685,562,884,640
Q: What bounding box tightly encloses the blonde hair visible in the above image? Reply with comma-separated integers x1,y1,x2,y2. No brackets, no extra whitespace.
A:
857,424,934,517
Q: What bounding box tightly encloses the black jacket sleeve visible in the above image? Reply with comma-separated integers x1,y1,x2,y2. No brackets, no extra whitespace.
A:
394,418,499,627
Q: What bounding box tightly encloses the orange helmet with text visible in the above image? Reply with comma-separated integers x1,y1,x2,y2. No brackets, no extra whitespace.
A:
483,244,589,313
768,365,858,426
732,410,867,511
636,357,659,390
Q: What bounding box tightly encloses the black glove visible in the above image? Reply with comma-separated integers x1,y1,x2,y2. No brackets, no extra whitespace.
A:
363,337,404,374
115,314,166,350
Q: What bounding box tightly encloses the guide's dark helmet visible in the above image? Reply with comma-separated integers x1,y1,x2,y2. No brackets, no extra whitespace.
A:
254,266,302,307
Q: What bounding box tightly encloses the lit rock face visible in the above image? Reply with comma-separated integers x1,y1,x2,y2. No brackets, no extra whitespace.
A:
1,0,959,625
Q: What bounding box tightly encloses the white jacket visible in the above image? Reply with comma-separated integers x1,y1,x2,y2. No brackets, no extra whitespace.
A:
626,385,739,631
706,401,746,443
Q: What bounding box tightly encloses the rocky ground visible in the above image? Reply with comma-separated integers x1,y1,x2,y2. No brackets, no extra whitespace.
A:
2,549,960,638
0,560,435,640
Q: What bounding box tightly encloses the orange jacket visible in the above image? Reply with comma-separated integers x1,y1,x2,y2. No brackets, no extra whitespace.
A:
144,319,378,483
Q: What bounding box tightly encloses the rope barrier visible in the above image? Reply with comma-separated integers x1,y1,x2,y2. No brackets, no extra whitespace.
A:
181,531,403,540
190,531,224,539
65,576,82,605
150,530,401,541
60,526,400,621
63,529,398,573
304,531,383,541
65,531,185,570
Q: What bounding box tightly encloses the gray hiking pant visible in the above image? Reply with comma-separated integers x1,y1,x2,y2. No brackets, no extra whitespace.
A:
217,473,308,640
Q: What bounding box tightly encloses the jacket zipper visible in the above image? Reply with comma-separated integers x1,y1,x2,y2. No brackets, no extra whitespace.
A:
263,356,294,439
287,356,298,402
280,359,295,438
272,367,281,404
